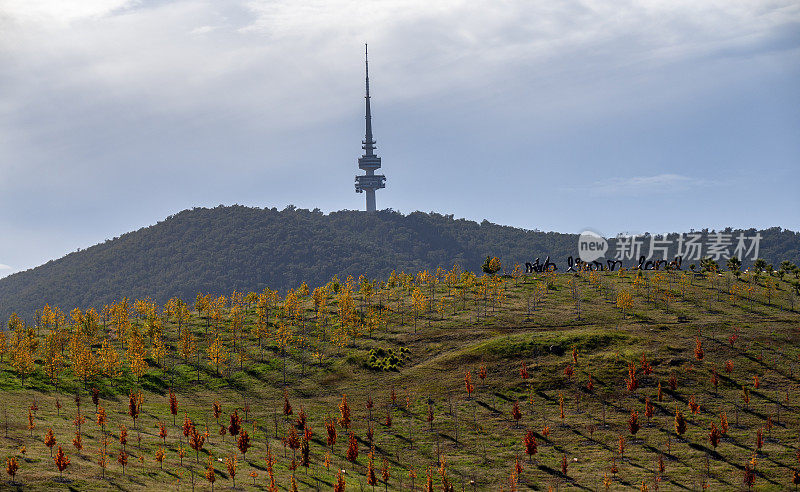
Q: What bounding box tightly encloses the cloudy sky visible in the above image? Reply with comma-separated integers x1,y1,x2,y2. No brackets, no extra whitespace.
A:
1,0,798,277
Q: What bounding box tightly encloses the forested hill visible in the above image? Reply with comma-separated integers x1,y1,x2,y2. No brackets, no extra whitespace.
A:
0,205,797,319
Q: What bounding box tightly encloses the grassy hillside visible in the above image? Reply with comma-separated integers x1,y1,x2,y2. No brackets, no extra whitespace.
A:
0,266,799,490
0,205,797,320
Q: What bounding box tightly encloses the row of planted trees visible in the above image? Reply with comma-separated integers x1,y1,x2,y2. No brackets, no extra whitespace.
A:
5,384,480,491
0,261,522,391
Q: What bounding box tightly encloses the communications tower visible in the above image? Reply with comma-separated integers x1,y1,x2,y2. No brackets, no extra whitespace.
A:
354,44,386,212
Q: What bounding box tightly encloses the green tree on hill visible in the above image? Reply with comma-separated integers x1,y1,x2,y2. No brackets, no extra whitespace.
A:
727,256,742,279
700,256,719,273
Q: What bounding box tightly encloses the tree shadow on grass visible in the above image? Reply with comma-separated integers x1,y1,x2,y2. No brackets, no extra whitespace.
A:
535,464,593,491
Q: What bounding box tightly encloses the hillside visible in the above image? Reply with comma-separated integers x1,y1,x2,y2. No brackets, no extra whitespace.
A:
0,268,798,490
0,205,797,319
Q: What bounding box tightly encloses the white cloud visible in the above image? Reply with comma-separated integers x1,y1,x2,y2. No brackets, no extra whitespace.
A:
608,174,700,189
2,0,797,120
0,264,11,270
0,0,134,25
564,174,713,196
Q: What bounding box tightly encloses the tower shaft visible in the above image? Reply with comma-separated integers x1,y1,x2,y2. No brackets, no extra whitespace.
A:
365,189,376,212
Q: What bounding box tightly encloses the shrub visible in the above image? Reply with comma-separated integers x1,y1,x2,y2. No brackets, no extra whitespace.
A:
365,347,411,371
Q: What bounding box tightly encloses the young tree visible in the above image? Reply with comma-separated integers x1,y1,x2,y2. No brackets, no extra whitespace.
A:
119,425,128,451
219,422,227,441
72,430,82,452
91,387,100,410
212,401,222,425
326,419,337,453
674,406,687,437
117,449,128,475
228,410,242,438
366,395,374,422
0,329,6,364
644,398,654,422
226,454,237,488
367,451,377,491
709,423,721,448
168,389,178,426
710,369,719,394
519,363,529,380
286,426,300,463
207,335,227,375
616,290,633,318
237,430,251,458
523,429,537,463
128,391,140,429
6,456,19,483
301,436,310,468
11,323,35,387
628,410,640,435
158,421,167,443
626,363,639,392
439,460,455,492
283,389,293,416
190,428,206,462
411,288,425,333
688,395,699,415
424,467,433,492
206,459,216,492
694,337,704,361
640,354,653,375
155,446,165,469
335,469,346,492
339,394,351,430
54,446,70,480
27,410,35,437
346,432,359,463
744,459,756,489
511,401,522,428
44,428,56,456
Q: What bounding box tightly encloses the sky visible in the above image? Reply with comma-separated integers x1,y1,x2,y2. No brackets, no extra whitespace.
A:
1,0,799,278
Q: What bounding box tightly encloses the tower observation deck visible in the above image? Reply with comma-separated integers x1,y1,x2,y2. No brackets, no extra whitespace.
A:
354,44,386,212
